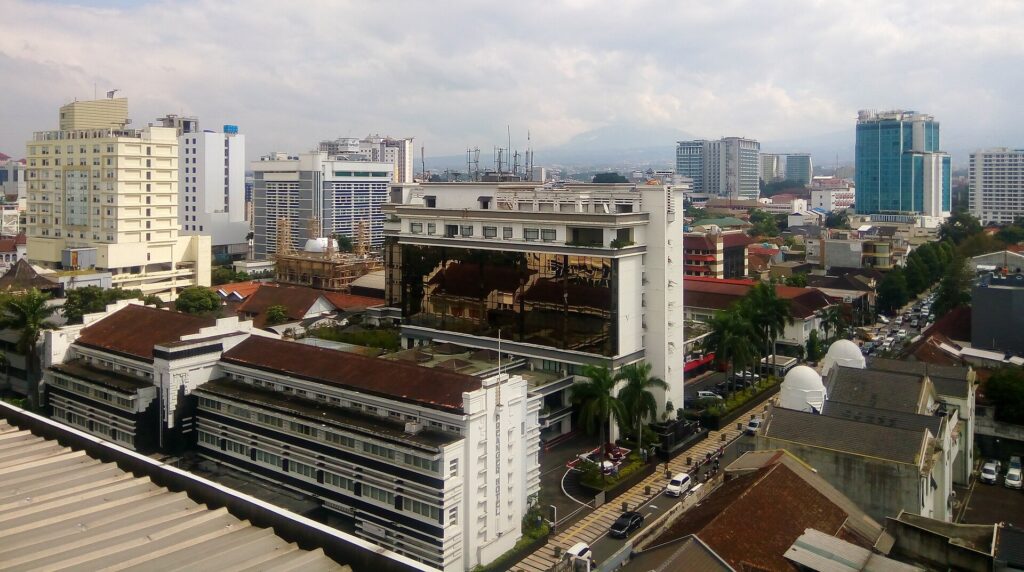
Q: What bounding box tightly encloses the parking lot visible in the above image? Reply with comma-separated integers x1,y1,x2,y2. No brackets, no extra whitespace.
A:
960,477,1024,527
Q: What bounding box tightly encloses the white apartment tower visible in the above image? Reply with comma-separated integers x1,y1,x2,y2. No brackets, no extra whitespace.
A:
969,148,1024,225
24,98,210,299
158,115,249,262
677,137,761,200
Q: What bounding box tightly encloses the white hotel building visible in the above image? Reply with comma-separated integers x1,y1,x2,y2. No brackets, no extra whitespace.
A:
383,182,685,423
969,148,1024,225
40,301,539,571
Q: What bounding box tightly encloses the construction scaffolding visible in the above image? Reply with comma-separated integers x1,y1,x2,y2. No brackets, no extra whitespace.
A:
273,216,382,292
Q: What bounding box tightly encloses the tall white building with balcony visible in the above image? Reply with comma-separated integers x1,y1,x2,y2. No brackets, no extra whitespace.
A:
677,137,761,200
383,182,685,420
969,148,1024,225
24,98,210,299
158,115,249,263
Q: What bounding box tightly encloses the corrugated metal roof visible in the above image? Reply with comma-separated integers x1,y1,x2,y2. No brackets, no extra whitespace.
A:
0,420,348,572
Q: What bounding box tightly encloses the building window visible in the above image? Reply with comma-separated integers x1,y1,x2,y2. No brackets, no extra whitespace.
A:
224,439,248,456
325,472,354,491
325,432,356,448
404,497,441,520
503,227,513,239
364,484,394,505
254,449,281,467
524,228,539,241
410,222,423,234
483,226,497,238
427,222,436,235
291,460,317,479
448,506,458,526
362,441,395,460
541,229,556,241
449,459,459,478
460,225,473,237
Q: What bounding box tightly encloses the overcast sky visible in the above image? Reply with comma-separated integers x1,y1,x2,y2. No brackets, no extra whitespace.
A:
1,0,1022,163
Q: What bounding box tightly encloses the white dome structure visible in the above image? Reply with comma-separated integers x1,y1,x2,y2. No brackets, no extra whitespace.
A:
303,237,339,253
820,339,866,376
779,365,827,413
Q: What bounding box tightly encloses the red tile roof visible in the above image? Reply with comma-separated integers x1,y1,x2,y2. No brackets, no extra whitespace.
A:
322,291,385,309
0,238,17,253
221,337,482,413
0,153,9,161
213,281,264,300
76,305,216,361
684,276,832,318
236,284,331,328
722,233,755,248
684,234,717,251
648,463,850,571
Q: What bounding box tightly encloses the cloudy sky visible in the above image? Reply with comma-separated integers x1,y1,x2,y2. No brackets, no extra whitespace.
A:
1,0,1022,164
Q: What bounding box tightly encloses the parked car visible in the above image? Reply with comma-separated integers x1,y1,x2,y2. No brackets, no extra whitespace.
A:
665,472,693,497
1005,467,1023,490
980,460,1001,484
696,390,724,401
745,418,763,435
564,542,594,566
609,511,645,538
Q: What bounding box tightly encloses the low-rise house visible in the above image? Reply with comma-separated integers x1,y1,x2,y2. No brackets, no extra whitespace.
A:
628,449,892,571
683,276,833,352
0,233,26,274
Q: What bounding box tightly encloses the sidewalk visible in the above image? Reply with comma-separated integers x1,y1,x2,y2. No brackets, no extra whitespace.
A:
512,402,768,572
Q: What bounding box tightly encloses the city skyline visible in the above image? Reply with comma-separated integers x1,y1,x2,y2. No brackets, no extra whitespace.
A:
1,0,1023,165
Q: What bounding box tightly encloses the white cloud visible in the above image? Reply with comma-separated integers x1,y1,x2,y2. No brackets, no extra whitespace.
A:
0,0,1022,162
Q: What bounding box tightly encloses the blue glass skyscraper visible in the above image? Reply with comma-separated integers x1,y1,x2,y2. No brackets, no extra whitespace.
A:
855,110,951,217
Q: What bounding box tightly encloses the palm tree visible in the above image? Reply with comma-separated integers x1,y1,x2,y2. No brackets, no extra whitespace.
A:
0,289,60,410
745,283,794,375
572,364,626,465
820,305,846,343
616,361,668,457
706,308,757,395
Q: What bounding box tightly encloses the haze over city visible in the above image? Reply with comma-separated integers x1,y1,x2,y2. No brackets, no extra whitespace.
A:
2,0,1023,165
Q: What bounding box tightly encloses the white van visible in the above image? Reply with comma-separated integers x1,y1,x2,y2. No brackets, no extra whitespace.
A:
696,390,723,400
665,472,692,497
564,542,594,566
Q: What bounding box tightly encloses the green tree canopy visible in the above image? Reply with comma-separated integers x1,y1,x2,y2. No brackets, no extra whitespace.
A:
616,361,668,452
825,210,851,229
877,268,909,315
174,286,222,315
265,304,289,326
572,365,626,450
783,273,808,287
592,172,629,184
958,233,1006,258
0,289,60,409
986,367,1024,424
938,210,982,245
933,255,972,316
996,225,1024,245
747,209,780,238
62,286,152,324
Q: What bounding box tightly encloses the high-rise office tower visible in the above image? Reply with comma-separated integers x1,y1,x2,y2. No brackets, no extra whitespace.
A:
158,115,249,264
251,152,393,259
760,153,782,183
676,137,761,199
855,110,951,217
24,97,210,298
969,149,1024,225
784,153,813,186
318,135,415,183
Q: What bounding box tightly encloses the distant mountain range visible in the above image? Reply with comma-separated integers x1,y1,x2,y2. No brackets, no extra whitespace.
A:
425,123,988,173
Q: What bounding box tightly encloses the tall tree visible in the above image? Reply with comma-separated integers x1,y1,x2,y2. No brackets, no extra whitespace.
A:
985,367,1024,424
572,365,626,457
706,308,757,394
938,210,982,245
820,305,846,342
174,286,222,315
877,268,909,315
958,233,1006,258
0,289,60,410
904,257,929,296
933,255,972,316
615,361,668,455
62,286,150,324
744,283,794,371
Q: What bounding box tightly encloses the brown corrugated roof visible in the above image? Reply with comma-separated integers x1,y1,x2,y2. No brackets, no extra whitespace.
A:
75,305,216,361
322,291,385,309
0,259,59,292
221,337,482,413
684,277,831,319
648,463,849,571
236,284,330,328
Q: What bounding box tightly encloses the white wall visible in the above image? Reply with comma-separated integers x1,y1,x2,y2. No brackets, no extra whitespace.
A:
179,130,248,246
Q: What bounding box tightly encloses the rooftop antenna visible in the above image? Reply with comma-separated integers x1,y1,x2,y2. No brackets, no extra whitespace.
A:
507,125,513,177
420,145,426,180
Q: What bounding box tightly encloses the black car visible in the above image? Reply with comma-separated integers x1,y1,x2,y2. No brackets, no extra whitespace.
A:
609,511,644,538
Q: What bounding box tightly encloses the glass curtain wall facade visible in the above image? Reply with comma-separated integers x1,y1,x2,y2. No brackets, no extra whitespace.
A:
856,114,950,214
401,245,618,356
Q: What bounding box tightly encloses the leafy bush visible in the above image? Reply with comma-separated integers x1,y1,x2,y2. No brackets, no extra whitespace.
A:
309,327,401,351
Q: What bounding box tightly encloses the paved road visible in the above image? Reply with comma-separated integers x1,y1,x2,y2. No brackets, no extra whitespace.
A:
513,398,774,572
683,371,725,400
